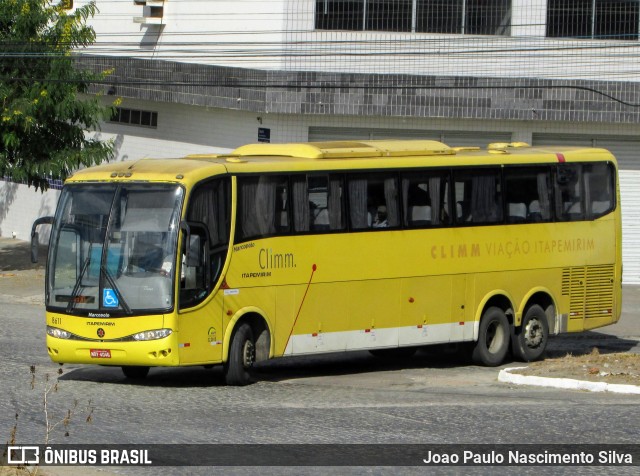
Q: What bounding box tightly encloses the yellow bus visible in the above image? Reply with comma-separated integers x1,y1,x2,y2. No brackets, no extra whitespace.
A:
32,140,621,385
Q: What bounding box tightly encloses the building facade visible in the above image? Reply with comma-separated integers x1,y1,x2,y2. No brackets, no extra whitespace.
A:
2,0,640,282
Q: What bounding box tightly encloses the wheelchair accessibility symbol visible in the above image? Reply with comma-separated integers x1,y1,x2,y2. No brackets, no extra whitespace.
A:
103,289,119,308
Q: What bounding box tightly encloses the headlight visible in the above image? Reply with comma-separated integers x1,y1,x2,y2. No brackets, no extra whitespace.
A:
47,326,71,339
132,329,172,341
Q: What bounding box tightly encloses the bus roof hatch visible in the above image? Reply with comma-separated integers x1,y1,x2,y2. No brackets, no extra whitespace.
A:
231,140,455,159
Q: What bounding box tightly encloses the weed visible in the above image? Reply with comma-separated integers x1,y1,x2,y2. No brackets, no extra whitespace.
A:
2,365,94,475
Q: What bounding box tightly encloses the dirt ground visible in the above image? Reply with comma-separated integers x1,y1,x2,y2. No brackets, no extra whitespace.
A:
512,347,640,386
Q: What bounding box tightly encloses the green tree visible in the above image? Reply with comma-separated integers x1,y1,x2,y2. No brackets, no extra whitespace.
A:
0,0,114,190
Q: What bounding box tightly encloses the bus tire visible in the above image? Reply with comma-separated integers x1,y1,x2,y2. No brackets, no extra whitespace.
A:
513,304,549,362
121,366,150,379
224,323,256,386
472,307,510,367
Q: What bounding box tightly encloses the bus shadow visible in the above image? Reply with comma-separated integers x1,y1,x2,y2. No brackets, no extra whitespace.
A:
57,346,472,387
58,365,227,388
545,331,639,358
255,333,640,383
254,345,474,383
57,332,638,386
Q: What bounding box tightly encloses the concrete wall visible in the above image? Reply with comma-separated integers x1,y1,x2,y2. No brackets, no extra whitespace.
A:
97,99,255,158
86,56,640,127
83,0,640,81
0,181,60,244
85,0,288,70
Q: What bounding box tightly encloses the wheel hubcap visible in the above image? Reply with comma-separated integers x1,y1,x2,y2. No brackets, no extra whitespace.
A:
242,340,256,369
524,319,543,348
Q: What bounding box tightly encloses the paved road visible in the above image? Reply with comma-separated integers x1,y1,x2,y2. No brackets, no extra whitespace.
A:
1,238,639,475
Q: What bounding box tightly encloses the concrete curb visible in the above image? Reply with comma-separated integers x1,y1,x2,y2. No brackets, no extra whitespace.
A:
498,367,640,395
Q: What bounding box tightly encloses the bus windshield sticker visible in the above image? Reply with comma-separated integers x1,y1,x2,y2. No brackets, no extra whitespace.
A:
103,289,119,308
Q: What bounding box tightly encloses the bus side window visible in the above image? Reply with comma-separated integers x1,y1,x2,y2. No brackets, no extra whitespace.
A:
308,176,327,230
555,164,584,221
308,175,344,232
291,175,310,233
584,163,614,219
276,181,290,232
237,175,287,240
401,172,450,227
347,173,399,230
453,168,502,225
179,229,209,309
504,167,552,223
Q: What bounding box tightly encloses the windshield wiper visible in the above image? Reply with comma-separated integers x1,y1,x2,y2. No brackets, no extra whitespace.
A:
65,254,92,314
65,244,132,315
100,265,132,315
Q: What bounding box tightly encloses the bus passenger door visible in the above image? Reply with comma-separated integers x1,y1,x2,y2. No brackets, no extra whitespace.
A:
177,225,225,365
177,178,230,365
178,294,225,365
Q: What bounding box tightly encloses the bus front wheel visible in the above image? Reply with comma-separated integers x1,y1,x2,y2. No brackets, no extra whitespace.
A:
513,304,549,362
472,307,510,367
224,323,256,386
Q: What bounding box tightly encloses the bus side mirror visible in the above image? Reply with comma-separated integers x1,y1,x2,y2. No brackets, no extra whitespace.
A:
186,234,202,267
180,221,204,268
31,232,40,263
30,216,54,263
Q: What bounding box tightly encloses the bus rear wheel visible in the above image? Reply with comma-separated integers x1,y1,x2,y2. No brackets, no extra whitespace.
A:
121,366,150,379
224,323,256,386
472,307,510,367
513,304,549,362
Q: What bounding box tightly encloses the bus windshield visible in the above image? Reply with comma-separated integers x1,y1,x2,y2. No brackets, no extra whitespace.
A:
47,183,184,315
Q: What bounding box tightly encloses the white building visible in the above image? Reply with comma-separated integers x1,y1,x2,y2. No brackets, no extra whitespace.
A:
2,0,640,281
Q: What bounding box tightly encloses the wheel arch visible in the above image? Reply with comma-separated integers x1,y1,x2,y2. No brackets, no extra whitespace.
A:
474,291,515,341
518,288,557,333
223,307,273,363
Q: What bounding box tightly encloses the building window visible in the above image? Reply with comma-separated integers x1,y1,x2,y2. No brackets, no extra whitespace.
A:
109,108,158,128
547,0,639,40
367,0,413,32
315,0,511,35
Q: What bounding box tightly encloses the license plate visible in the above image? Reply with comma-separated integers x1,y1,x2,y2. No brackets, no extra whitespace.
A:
90,349,111,358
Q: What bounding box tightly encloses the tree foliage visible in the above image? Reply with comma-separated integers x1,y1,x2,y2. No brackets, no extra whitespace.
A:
0,0,114,190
